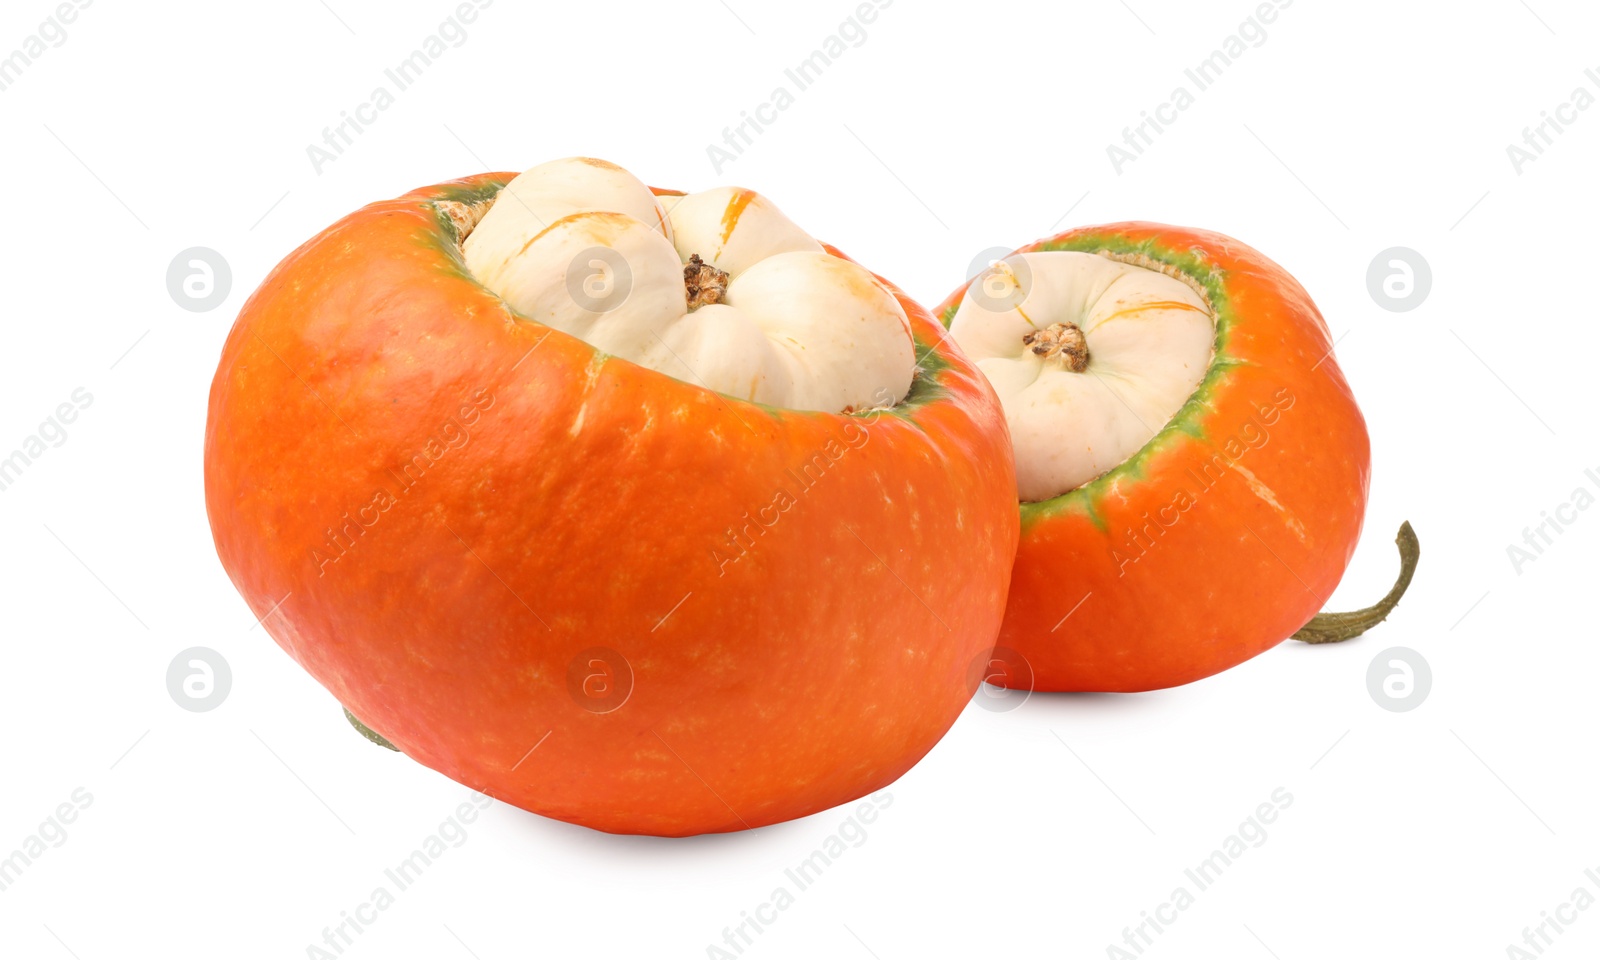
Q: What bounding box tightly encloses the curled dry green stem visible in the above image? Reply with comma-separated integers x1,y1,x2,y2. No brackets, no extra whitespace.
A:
1293,521,1419,644
344,707,399,751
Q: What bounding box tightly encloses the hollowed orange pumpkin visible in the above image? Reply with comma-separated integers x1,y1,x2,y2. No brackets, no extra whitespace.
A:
206,169,1018,835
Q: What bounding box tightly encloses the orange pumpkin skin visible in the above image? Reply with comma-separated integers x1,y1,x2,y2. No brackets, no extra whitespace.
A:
205,174,1018,836
936,223,1369,693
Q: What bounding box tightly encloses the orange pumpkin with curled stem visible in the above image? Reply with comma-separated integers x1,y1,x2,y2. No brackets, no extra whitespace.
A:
937,222,1416,693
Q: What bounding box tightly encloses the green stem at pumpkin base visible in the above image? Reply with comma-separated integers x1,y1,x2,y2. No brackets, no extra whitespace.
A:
1293,521,1419,644
344,707,399,751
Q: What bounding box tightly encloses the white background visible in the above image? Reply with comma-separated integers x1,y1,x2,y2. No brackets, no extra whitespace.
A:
2,1,1596,957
